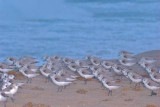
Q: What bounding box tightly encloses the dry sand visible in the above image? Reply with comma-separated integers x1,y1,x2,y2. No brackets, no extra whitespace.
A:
1,50,160,107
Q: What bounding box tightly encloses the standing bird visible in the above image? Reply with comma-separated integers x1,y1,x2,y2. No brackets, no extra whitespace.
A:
142,78,160,96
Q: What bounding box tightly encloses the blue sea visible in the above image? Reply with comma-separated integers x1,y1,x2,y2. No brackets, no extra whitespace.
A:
0,0,160,60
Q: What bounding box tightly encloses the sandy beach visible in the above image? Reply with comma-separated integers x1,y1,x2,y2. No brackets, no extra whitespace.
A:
1,50,160,107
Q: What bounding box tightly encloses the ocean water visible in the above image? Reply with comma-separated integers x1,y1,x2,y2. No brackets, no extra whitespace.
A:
0,0,160,59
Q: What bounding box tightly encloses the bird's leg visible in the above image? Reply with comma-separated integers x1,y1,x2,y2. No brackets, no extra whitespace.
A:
30,78,32,83
130,80,132,84
111,90,112,96
57,86,60,92
108,90,111,96
4,101,7,107
138,82,141,88
60,86,63,92
11,97,15,103
84,79,87,84
135,84,137,89
26,78,29,83
150,90,157,96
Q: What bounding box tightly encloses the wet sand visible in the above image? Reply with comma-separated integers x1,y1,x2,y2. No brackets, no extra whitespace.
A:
2,50,160,107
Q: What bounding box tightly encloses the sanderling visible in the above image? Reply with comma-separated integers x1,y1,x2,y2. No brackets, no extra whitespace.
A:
101,78,120,96
4,82,24,102
101,61,113,69
26,64,39,72
40,65,53,82
149,72,160,83
119,50,133,56
127,72,142,88
77,68,94,84
67,63,79,72
119,59,135,66
19,66,39,83
0,63,14,73
90,57,102,66
49,73,72,92
121,69,129,78
63,57,74,65
75,60,91,69
142,78,160,96
140,57,156,64
111,64,123,75
0,92,8,107
120,54,135,61
6,57,18,65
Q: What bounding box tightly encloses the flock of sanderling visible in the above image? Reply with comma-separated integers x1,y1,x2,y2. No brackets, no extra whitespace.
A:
0,51,160,107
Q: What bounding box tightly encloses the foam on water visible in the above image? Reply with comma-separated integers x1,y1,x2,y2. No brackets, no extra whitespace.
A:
0,0,159,59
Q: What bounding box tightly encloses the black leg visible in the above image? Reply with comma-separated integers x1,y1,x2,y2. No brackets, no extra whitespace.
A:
150,91,157,96
57,86,60,92
130,80,132,84
108,90,110,96
27,78,29,83
4,101,6,107
60,87,63,92
85,79,87,84
11,97,15,103
135,84,137,89
111,90,112,96
30,78,32,83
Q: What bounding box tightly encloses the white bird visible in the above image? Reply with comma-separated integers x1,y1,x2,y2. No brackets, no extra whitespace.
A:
127,72,142,88
119,59,135,66
140,57,156,64
4,82,24,102
77,68,94,84
111,64,123,75
49,73,72,92
101,78,120,96
19,66,39,83
0,92,8,107
149,72,160,83
101,61,113,69
142,78,160,96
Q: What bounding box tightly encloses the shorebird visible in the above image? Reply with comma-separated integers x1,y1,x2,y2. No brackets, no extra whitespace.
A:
75,60,91,69
119,59,135,66
19,66,39,83
56,69,76,82
40,65,53,82
6,57,18,65
140,57,156,64
149,72,160,83
0,92,8,107
49,73,72,92
127,72,142,88
121,69,129,78
112,64,123,75
142,78,160,96
56,68,78,80
62,57,74,65
145,66,157,74
25,64,39,72
101,78,120,96
119,50,133,56
0,64,14,73
67,63,79,72
120,54,135,61
77,68,94,84
90,57,101,66
20,56,38,64
101,61,113,69
4,82,24,102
